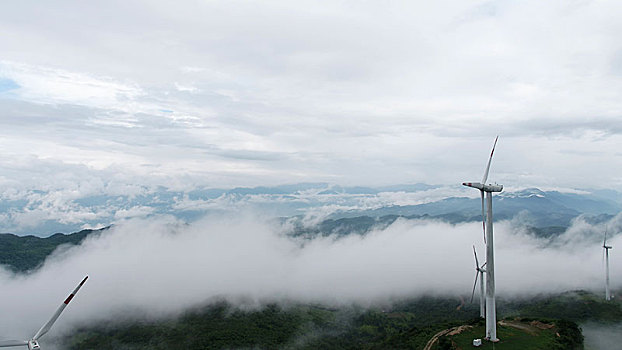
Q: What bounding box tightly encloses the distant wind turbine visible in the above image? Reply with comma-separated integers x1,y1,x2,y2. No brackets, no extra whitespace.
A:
603,231,613,301
0,276,88,350
470,245,486,318
463,136,502,342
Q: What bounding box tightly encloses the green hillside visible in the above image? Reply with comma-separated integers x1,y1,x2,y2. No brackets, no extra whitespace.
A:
63,298,480,350
59,294,607,350
440,319,582,350
0,227,107,272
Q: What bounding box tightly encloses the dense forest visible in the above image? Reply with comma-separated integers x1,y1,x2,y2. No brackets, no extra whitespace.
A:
61,295,591,349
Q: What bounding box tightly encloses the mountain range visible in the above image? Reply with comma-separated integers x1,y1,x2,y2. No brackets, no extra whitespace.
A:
1,184,620,236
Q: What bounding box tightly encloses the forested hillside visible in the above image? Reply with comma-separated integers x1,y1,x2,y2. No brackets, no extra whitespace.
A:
0,227,107,272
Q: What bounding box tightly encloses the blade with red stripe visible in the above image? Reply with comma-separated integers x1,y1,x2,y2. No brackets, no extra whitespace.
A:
32,276,88,340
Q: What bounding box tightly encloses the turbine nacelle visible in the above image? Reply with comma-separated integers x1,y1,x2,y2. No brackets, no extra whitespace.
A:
462,182,503,192
604,245,613,250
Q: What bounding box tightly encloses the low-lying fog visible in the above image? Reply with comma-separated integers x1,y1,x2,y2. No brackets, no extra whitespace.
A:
0,212,620,343
582,322,622,350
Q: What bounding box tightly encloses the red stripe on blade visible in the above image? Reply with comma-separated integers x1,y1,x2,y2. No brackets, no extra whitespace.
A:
64,294,75,305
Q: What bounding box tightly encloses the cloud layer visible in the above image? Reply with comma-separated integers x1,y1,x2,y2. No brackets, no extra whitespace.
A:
0,213,618,342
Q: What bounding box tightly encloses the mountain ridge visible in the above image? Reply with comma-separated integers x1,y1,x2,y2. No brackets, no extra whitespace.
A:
1,184,620,236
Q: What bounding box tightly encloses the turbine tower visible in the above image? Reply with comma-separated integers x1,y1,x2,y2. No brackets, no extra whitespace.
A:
0,276,88,350
604,231,613,301
463,136,502,342
471,245,486,318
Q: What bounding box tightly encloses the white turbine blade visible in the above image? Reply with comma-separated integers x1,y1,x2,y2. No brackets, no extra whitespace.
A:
470,270,479,303
604,229,608,247
481,136,498,184
473,245,480,268
0,340,27,347
480,191,486,244
33,276,88,340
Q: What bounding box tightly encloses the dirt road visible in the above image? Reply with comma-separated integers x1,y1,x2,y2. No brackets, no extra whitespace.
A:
423,325,472,350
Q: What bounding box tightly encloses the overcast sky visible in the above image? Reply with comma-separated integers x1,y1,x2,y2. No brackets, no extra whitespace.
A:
1,0,622,194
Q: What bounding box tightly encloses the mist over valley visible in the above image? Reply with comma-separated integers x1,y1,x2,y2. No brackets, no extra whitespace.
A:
0,184,620,349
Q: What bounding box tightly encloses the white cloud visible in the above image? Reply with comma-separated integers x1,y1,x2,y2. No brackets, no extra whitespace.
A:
0,61,143,111
0,213,616,341
113,206,156,220
174,82,199,93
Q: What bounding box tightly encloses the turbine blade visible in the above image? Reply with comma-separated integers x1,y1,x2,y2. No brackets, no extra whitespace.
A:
33,276,88,340
481,191,486,244
0,340,27,347
481,136,498,184
473,245,479,268
470,270,479,303
604,229,608,247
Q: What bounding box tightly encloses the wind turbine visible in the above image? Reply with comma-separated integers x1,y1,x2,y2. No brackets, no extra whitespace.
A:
470,245,486,318
463,136,502,342
603,231,613,301
0,276,88,350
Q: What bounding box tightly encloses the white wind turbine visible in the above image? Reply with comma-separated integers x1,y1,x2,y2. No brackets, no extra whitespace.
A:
603,231,613,301
0,276,88,350
470,245,486,318
463,136,502,342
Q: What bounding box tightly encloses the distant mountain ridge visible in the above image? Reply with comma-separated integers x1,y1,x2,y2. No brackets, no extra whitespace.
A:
328,187,621,227
0,183,620,236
